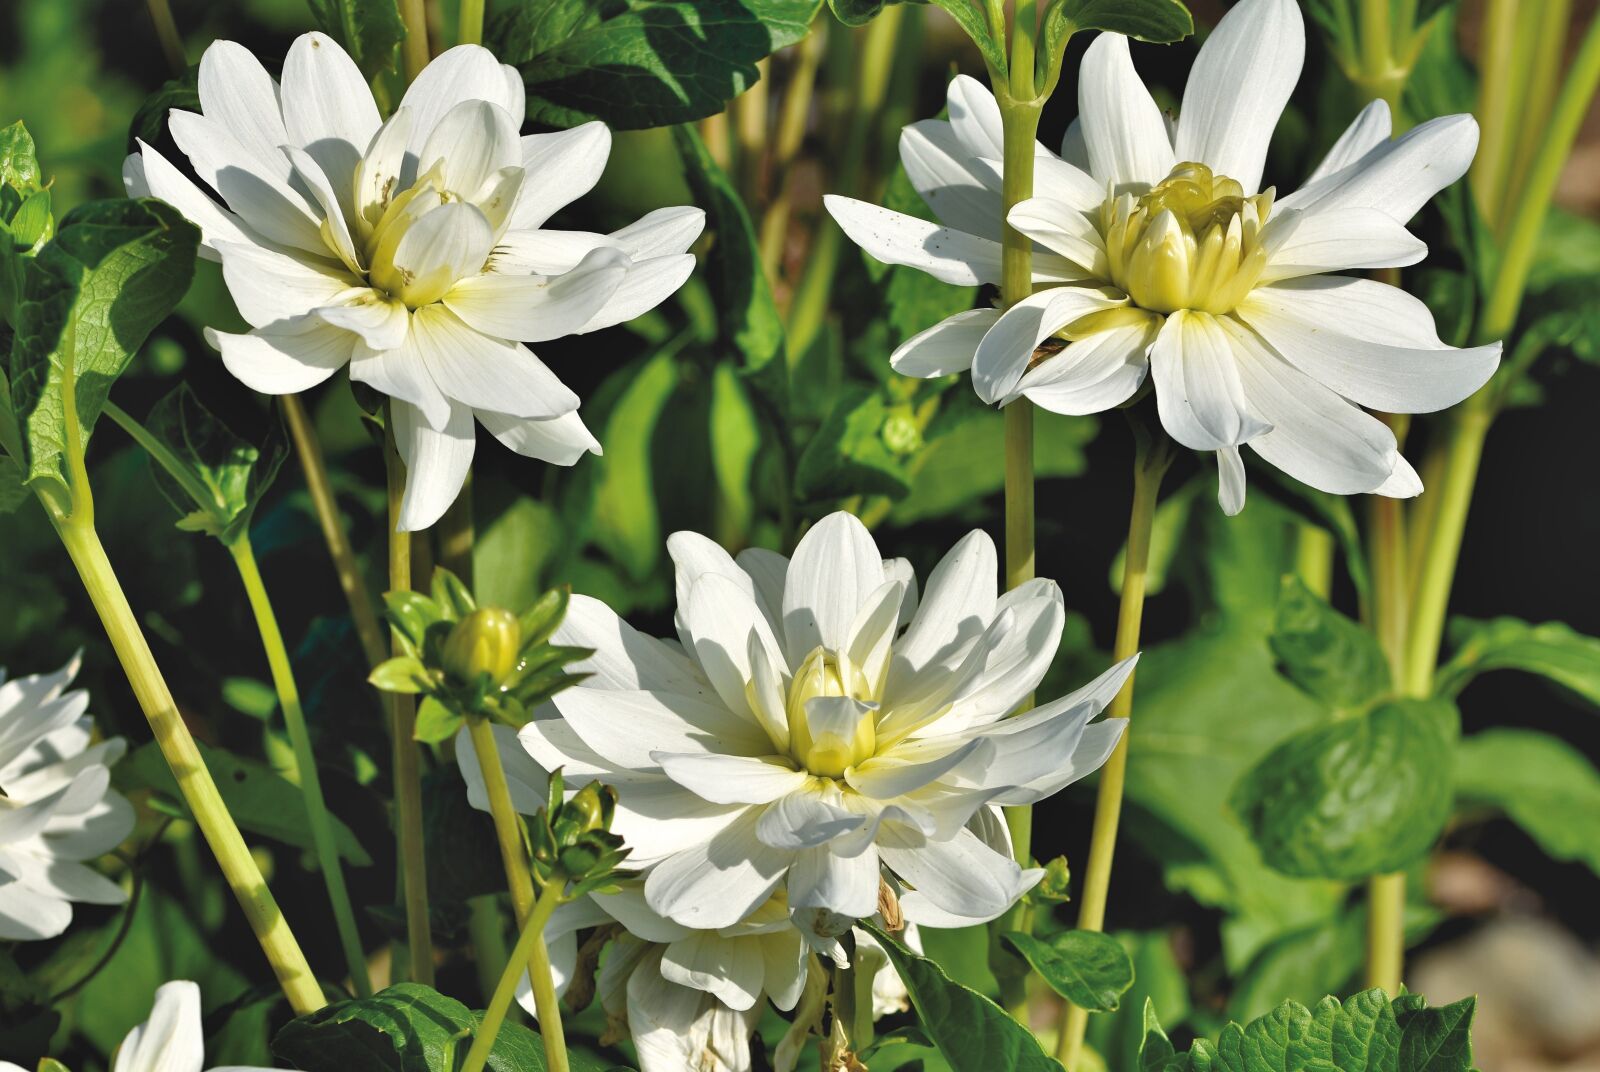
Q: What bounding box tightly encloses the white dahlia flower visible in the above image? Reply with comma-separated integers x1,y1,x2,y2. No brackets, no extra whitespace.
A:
124,32,704,529
825,0,1500,514
518,511,1132,931
0,656,134,940
108,981,280,1072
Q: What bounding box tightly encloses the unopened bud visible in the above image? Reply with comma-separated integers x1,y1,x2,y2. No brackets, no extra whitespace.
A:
441,607,521,685
1034,855,1072,904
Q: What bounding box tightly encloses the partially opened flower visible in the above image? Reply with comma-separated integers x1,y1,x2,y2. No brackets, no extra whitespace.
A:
125,32,704,529
0,656,134,941
519,511,1132,931
110,980,280,1072
826,0,1500,514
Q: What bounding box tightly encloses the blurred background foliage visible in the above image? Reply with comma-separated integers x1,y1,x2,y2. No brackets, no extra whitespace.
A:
2,0,1599,1068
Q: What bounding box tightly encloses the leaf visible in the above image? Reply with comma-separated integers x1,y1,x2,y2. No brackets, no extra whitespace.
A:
1230,698,1458,881
116,740,372,866
1268,576,1390,709
1002,930,1135,1013
1456,728,1600,875
413,696,463,743
1434,616,1600,707
672,125,786,401
0,455,27,514
919,0,1007,75
136,383,287,544
1139,989,1475,1072
128,69,200,148
306,0,408,80
498,0,822,130
370,655,432,693
829,0,893,24
589,351,679,579
1048,0,1193,43
1085,933,1190,1072
272,982,614,1072
0,122,42,195
863,924,1064,1072
5,198,199,501
795,385,918,501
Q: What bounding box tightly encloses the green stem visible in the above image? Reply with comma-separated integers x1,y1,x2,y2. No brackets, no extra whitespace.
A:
51,514,324,1014
1469,0,1520,220
457,0,484,45
758,25,826,282
1294,524,1336,600
1056,429,1172,1068
281,395,389,669
461,879,568,1072
385,417,433,985
144,0,186,76
399,0,430,82
785,4,907,359
231,535,373,998
1366,873,1407,993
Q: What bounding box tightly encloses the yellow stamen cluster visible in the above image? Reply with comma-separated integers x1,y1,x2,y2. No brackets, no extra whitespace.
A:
785,647,876,778
1099,162,1276,315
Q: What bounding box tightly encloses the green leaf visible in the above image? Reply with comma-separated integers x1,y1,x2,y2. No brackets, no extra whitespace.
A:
1048,0,1192,43
672,125,786,400
829,0,892,24
588,350,679,579
117,740,372,866
497,0,822,130
272,983,613,1071
1456,728,1600,875
1269,576,1390,709
1002,930,1135,1013
412,696,463,744
128,70,200,148
369,655,433,693
1231,698,1458,881
0,455,26,514
0,122,42,196
919,0,1007,75
306,0,408,80
795,385,918,501
863,924,1064,1072
1139,989,1475,1072
135,383,286,544
6,198,198,500
1434,616,1600,707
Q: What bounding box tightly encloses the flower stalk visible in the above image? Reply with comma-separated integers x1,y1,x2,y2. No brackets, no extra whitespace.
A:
460,877,569,1072
1056,422,1173,1067
385,415,434,985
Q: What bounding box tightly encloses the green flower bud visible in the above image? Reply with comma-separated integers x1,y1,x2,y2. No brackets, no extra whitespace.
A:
1033,856,1072,904
441,607,522,686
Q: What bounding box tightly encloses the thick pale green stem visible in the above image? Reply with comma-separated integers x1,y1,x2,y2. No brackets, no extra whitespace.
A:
281,396,389,669
52,516,324,1013
461,879,569,1072
399,0,430,81
1500,0,1572,218
231,537,373,998
458,0,485,45
1470,0,1520,219
1056,432,1171,1068
385,419,433,985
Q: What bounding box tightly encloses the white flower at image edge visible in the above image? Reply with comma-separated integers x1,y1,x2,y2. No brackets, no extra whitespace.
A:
101,981,279,1072
825,0,1500,514
124,32,704,530
0,656,134,941
518,511,1134,933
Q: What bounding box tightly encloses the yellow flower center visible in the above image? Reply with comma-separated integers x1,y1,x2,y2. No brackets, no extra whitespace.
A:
785,647,875,778
1099,162,1276,316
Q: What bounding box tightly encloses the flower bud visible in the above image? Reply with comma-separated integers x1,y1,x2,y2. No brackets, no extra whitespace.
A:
441,607,522,686
1034,855,1072,904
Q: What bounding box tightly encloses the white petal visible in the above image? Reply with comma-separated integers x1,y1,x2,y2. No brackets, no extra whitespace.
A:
420,99,522,198
168,111,323,255
971,285,1125,404
456,721,547,815
511,122,613,231
550,688,770,771
314,292,410,351
551,593,709,694
788,843,881,919
113,980,204,1072
660,931,766,1012
1278,113,1479,222
355,109,412,229
609,206,707,258
448,246,629,342
1217,445,1248,515
0,883,71,941
197,41,291,178
759,928,810,1012
644,810,793,929
947,74,1005,159
206,319,353,394
1011,719,1126,801
1032,153,1106,212
1239,277,1499,412
900,119,1005,239
409,304,579,420
1257,207,1427,282
1305,100,1392,185
887,528,995,693
1004,196,1107,274
211,239,353,329
389,203,496,306
735,547,790,644
845,579,906,698
756,786,865,850
393,398,476,531
681,572,786,728
579,254,697,333
592,884,692,943
782,511,885,664
478,409,600,466
669,531,754,614
608,780,749,869
132,141,255,259
1173,0,1305,195
1150,310,1270,450
1078,33,1174,188
1060,117,1091,172
847,737,990,800
878,825,1034,924
282,145,363,272
349,328,450,429
280,31,381,218
654,752,807,805
397,44,524,179
1219,316,1403,495
824,195,1002,286
1015,321,1154,414
1376,454,1423,498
